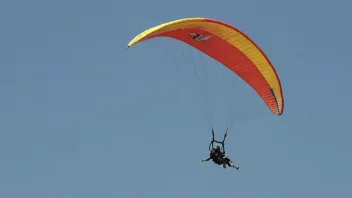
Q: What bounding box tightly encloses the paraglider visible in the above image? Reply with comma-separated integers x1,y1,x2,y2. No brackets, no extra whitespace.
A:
127,17,284,169
201,128,240,169
201,147,239,169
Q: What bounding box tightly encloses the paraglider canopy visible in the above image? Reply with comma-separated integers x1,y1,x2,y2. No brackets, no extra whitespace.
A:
127,17,284,116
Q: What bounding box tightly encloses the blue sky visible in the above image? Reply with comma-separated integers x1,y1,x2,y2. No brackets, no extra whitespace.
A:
1,0,351,197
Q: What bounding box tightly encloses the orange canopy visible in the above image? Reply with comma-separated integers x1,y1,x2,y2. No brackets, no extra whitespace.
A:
128,17,284,115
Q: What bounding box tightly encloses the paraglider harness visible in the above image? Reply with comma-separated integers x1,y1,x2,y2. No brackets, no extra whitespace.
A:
208,128,228,164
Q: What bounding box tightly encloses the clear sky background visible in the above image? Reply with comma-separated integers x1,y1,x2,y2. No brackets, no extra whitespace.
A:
1,0,351,198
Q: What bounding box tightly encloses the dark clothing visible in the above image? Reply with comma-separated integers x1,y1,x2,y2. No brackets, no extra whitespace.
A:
209,153,220,164
202,151,238,169
210,151,225,165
